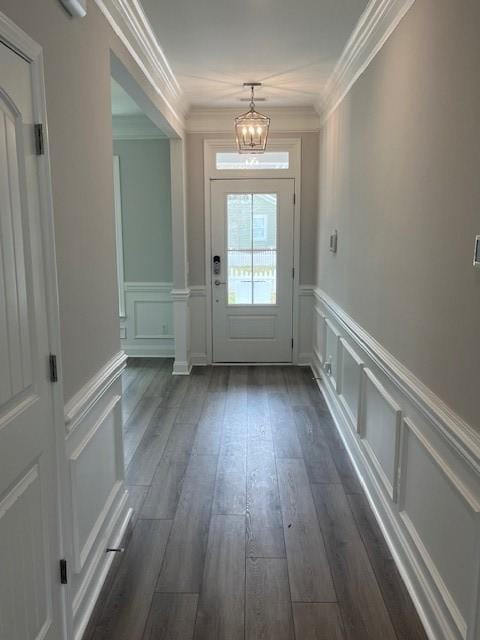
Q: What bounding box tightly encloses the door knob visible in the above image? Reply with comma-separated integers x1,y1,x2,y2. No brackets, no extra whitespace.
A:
214,279,226,286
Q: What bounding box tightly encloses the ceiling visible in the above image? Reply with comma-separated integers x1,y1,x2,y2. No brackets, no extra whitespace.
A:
139,0,369,108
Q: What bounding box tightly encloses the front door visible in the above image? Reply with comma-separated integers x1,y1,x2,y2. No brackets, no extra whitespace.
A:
211,178,295,362
0,42,63,638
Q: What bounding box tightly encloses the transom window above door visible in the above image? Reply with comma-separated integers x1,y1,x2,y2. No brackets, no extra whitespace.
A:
227,193,277,305
216,151,289,171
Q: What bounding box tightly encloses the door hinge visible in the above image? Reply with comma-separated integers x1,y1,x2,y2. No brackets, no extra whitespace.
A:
49,353,58,383
293,192,296,205
34,123,44,156
292,267,295,279
291,337,294,349
59,559,68,585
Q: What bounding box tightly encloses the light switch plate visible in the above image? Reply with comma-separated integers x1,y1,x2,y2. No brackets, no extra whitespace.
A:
474,235,480,269
329,230,338,254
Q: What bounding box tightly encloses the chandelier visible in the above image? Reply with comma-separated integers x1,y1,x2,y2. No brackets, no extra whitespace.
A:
234,83,270,154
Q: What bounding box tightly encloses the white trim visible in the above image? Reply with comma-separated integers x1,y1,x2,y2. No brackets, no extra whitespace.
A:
203,138,302,365
124,281,172,292
315,289,480,474
94,0,187,129
0,13,70,639
72,496,131,640
319,0,416,122
113,156,126,317
361,368,402,502
69,395,122,572
312,289,480,640
112,114,168,140
64,351,127,434
186,106,320,134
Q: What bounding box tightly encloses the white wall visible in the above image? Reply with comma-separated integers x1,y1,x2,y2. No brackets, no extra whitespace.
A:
314,1,480,638
316,0,480,432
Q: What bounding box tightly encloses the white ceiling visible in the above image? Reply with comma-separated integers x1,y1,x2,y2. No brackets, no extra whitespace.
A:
139,0,369,108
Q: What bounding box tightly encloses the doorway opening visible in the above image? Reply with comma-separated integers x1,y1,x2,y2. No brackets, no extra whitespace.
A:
204,139,302,364
110,76,174,360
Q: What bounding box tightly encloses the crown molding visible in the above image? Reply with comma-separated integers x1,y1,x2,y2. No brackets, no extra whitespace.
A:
319,0,416,122
185,106,321,134
95,0,188,130
112,114,168,139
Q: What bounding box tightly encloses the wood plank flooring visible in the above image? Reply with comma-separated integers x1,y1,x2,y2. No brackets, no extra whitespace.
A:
84,359,428,640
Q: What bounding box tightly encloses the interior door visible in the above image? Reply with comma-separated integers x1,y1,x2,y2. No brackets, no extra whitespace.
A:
211,178,295,362
0,42,63,639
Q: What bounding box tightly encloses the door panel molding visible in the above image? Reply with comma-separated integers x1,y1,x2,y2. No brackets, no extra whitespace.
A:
0,14,66,639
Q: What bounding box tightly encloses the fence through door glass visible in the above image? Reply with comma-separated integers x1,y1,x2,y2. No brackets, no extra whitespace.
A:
227,193,277,304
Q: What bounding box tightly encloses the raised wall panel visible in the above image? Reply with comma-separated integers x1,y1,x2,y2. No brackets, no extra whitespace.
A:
298,287,314,364
70,395,122,572
134,300,173,338
313,307,326,365
361,368,402,501
0,465,51,640
324,318,341,390
399,418,480,639
338,337,364,430
123,283,174,357
312,291,480,640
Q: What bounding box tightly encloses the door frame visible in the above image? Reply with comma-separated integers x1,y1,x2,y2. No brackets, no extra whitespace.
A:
203,137,302,364
0,12,70,638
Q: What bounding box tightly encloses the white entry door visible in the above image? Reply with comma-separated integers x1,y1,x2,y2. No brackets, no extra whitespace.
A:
0,42,63,638
211,178,295,362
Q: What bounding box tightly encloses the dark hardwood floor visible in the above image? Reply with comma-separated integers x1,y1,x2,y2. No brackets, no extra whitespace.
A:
84,359,428,640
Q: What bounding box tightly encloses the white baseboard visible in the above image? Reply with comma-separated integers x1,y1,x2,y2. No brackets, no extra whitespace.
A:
312,289,480,640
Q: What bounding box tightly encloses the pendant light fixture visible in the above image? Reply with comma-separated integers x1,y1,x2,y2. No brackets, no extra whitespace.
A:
234,83,270,154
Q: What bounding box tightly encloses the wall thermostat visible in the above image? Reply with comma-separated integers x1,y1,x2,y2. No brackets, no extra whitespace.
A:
329,230,338,254
474,235,480,269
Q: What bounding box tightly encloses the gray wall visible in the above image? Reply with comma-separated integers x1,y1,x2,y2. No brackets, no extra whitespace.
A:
0,0,174,401
186,131,319,286
114,139,172,282
316,0,480,431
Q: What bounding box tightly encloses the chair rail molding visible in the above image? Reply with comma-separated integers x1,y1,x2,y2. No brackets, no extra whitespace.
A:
311,288,480,640
64,351,127,435
318,0,417,122
94,0,187,131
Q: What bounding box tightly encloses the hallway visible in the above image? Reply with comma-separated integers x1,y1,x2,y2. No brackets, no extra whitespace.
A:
84,360,427,640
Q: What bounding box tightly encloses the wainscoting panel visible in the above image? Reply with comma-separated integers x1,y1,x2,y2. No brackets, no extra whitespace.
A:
324,317,341,389
399,418,480,639
361,367,402,502
312,289,480,640
338,337,364,430
64,352,130,640
122,282,174,357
